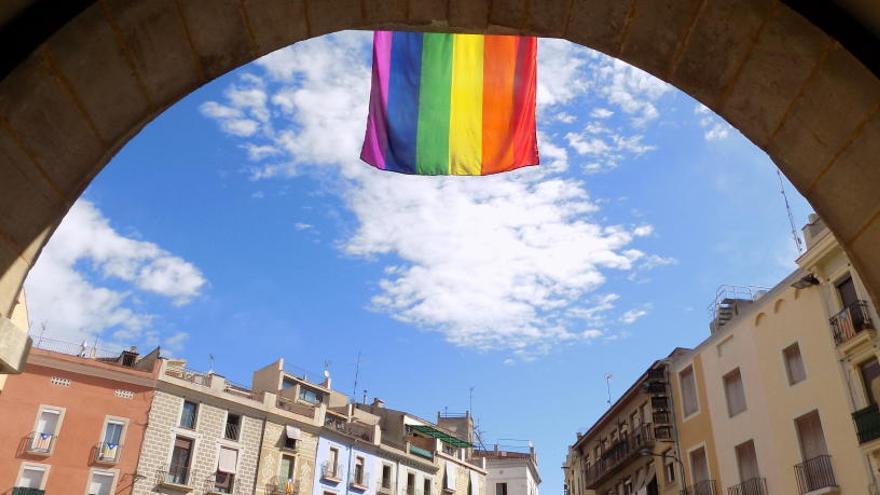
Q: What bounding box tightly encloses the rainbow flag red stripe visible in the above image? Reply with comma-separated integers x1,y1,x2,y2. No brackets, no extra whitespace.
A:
361,31,539,176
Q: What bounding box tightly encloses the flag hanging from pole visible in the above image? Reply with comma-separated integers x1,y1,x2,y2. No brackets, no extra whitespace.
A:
361,31,539,176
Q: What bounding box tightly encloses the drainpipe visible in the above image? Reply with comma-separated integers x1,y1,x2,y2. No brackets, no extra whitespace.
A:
661,360,688,491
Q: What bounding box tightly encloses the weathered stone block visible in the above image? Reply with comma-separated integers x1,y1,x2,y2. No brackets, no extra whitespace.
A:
525,0,571,38
808,112,880,243
307,0,364,37
48,6,150,144
722,5,829,148
490,0,526,31
672,0,773,108
177,0,256,79
849,215,880,306
619,0,702,80
0,313,31,374
566,0,630,57
0,54,104,196
408,0,447,25
768,45,880,190
104,0,203,106
244,0,309,54
364,0,408,25
449,0,489,30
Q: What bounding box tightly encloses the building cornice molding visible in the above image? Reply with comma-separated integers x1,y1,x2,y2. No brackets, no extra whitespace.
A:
27,353,156,388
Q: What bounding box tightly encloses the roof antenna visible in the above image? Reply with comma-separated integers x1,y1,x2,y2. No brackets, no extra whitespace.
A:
208,354,215,374
604,373,613,406
351,351,362,400
777,169,804,254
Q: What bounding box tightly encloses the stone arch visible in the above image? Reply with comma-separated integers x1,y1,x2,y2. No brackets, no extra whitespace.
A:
1,0,880,372
754,312,766,327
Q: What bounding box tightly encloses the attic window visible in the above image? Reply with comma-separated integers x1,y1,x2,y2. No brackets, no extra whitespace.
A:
50,376,70,387
115,389,134,399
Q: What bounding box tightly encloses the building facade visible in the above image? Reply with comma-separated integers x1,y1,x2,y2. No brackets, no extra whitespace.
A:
471,444,541,495
0,341,160,495
564,359,681,495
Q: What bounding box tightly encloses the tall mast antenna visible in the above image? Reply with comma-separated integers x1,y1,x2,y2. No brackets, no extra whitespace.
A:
604,373,613,406
352,351,362,401
777,169,804,254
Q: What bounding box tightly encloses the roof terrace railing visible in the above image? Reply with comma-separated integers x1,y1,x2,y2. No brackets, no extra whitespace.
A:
583,424,655,488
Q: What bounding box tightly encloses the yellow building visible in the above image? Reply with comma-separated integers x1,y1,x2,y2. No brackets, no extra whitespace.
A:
564,360,682,495
670,215,878,494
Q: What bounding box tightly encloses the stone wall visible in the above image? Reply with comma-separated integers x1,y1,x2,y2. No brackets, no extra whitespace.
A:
254,420,319,495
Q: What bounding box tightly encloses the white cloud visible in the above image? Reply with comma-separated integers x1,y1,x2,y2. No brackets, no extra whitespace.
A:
633,225,654,237
294,222,313,231
694,103,733,141
24,200,206,347
556,112,576,124
565,122,656,173
199,32,663,359
620,306,650,324
591,108,614,119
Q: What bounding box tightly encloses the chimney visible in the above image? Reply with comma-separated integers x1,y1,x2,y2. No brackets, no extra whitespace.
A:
371,397,385,412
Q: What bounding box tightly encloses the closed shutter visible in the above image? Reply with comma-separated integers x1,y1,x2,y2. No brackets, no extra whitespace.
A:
218,446,238,474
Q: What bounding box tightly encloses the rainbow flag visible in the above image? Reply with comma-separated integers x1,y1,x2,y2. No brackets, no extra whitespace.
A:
361,31,539,176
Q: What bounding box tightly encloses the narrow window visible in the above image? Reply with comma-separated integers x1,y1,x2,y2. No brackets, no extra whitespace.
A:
735,440,760,483
795,411,829,461
215,446,238,492
859,358,880,405
495,483,508,495
623,477,632,495
425,478,432,495
88,471,115,495
224,413,241,441
328,447,339,478
280,454,296,482
783,343,807,385
98,420,124,462
354,456,366,486
30,408,61,453
663,449,676,484
167,436,193,485
689,447,709,483
407,473,416,495
16,465,47,490
299,387,322,404
723,368,747,417
180,401,198,429
382,465,392,489
679,366,698,417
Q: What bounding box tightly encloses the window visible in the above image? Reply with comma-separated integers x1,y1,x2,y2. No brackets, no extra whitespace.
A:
284,425,300,450
299,387,322,404
735,440,759,483
16,465,47,489
98,420,124,462
407,473,416,495
663,449,676,484
783,343,807,385
723,368,747,417
679,366,698,417
215,447,238,493
180,401,198,429
837,275,859,309
354,456,366,486
795,411,829,461
281,454,296,480
382,465,392,489
167,436,193,485
495,483,508,495
425,478,433,495
224,413,241,441
88,471,114,495
689,447,709,483
30,408,61,453
623,477,632,495
329,447,339,478
860,358,880,406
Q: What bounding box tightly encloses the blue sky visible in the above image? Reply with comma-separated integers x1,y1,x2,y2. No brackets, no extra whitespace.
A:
23,32,812,494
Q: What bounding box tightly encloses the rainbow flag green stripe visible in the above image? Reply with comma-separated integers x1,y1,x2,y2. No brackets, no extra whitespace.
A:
361,31,539,176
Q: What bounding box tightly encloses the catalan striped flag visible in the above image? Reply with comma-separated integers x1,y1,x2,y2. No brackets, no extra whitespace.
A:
361,31,539,176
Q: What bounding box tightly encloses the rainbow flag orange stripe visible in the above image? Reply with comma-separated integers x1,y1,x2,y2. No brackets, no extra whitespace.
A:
361,32,539,176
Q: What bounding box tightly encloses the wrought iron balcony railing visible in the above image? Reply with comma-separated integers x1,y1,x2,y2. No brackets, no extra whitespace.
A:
830,300,874,345
853,403,880,444
726,478,766,495
681,480,717,495
583,424,655,488
350,470,370,489
158,464,191,487
224,422,240,441
95,441,122,464
12,488,45,495
322,461,342,481
205,473,238,494
268,477,297,495
794,455,837,495
25,431,56,455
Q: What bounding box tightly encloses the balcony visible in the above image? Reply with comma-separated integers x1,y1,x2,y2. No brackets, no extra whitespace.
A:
12,489,45,495
583,425,655,488
830,301,874,346
94,441,122,464
681,480,717,495
158,465,191,490
25,431,56,455
277,396,317,419
727,478,766,495
324,417,375,443
224,422,240,441
268,477,298,495
853,404,880,444
350,471,370,490
205,473,238,494
407,436,436,460
794,455,838,494
322,461,342,482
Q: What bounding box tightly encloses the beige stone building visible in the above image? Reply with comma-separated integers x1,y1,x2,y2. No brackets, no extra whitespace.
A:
564,359,682,495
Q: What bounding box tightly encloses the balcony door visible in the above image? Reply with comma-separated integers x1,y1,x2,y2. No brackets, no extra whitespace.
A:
836,277,858,309
860,358,880,406
169,436,193,484
795,411,830,492
689,446,710,495
735,441,760,494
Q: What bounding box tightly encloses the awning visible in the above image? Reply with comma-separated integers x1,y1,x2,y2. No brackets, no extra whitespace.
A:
636,463,656,495
444,461,457,491
286,425,301,440
409,425,472,448
469,470,480,495
218,446,238,474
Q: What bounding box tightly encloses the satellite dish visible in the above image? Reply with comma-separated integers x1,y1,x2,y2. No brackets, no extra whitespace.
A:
324,370,331,378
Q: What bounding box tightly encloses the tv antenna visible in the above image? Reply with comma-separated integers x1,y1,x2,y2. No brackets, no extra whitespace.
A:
776,169,804,254
604,373,613,405
469,386,475,415
208,354,215,374
352,351,362,401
